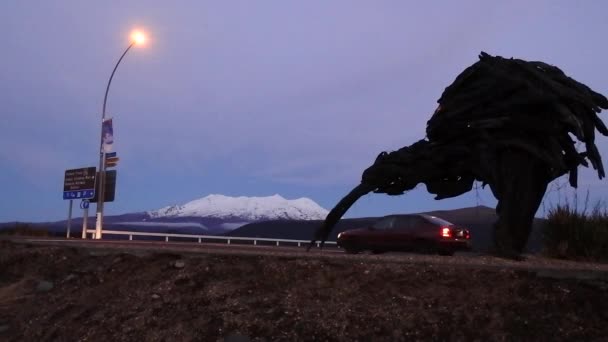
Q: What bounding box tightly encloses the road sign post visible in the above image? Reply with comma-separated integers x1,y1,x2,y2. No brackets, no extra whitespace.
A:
80,200,90,239
82,206,88,239
91,169,117,239
66,200,73,238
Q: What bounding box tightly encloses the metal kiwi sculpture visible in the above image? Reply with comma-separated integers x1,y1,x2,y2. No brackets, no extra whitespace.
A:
308,51,608,259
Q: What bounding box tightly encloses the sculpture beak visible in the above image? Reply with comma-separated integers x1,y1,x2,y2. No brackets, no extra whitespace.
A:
306,183,375,251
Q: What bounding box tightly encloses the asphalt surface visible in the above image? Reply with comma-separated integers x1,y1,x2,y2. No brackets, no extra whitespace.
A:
4,236,608,280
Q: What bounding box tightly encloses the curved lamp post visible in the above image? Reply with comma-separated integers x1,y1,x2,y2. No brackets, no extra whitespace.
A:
94,30,147,239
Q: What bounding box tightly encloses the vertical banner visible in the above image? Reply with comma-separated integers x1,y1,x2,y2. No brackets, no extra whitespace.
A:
101,118,114,153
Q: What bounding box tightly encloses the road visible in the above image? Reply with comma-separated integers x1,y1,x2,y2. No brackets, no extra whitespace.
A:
4,236,608,280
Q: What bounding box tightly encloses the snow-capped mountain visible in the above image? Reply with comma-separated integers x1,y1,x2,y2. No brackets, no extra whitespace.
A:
147,194,329,221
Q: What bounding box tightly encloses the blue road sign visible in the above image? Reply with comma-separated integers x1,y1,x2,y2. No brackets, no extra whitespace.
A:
105,152,117,158
80,199,90,209
63,189,95,200
63,167,96,200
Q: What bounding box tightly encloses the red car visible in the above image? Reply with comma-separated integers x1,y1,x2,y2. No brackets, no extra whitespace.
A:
336,214,471,256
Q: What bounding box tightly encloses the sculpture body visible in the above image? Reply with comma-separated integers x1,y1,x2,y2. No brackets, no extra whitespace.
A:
309,52,608,258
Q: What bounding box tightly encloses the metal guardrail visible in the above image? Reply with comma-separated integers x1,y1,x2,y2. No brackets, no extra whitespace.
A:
85,229,337,248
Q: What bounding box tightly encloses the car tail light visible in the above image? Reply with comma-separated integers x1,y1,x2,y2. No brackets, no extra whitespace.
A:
465,230,471,239
441,227,452,238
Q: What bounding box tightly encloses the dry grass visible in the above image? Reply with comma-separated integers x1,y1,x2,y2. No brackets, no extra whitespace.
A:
543,191,608,262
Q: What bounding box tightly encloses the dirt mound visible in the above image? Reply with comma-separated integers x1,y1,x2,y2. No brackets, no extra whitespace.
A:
0,240,607,341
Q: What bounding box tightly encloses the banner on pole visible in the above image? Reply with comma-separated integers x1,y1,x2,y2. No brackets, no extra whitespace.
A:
101,118,114,153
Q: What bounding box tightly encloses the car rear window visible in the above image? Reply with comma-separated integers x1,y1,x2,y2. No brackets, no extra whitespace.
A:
372,217,396,230
423,215,454,226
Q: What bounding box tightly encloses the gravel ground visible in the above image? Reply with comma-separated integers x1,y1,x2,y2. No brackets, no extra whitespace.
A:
1,240,607,341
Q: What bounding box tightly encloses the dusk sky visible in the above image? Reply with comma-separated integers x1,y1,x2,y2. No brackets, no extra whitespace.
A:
2,1,608,222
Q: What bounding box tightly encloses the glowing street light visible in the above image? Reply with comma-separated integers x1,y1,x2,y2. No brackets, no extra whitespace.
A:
94,30,148,239
131,30,147,46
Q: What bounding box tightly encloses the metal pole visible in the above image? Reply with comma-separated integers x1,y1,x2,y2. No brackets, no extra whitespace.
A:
82,206,88,239
66,200,73,238
95,42,135,240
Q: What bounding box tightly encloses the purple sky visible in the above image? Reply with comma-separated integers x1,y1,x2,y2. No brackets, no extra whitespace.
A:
2,1,608,222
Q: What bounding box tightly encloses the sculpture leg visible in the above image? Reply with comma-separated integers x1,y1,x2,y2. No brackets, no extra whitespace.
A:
491,149,550,257
510,175,548,252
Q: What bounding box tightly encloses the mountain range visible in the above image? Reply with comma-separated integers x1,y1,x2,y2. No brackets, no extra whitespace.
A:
148,194,328,221
0,194,330,235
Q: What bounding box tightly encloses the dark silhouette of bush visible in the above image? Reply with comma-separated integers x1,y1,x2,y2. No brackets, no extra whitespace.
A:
543,193,608,262
0,222,50,237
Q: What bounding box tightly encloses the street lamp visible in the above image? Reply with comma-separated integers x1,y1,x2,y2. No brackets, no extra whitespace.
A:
94,30,147,239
